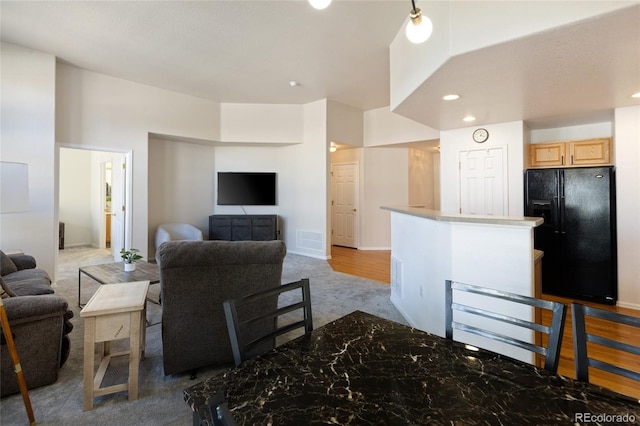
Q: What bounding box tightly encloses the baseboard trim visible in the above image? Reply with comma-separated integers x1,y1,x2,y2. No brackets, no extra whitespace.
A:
358,246,391,251
287,249,330,261
617,300,640,311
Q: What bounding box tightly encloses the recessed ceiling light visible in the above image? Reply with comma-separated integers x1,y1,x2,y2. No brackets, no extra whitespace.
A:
463,116,476,122
289,81,300,87
443,94,460,101
632,92,640,98
308,0,332,10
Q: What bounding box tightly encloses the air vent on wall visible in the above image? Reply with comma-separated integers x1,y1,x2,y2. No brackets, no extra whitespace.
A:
391,256,402,298
296,230,324,251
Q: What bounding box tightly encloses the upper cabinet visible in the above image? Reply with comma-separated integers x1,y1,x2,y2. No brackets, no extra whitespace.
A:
568,138,612,166
528,137,612,169
528,142,566,168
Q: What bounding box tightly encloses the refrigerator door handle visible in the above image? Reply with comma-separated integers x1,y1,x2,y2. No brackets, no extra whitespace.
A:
558,170,566,234
552,196,560,233
559,196,566,234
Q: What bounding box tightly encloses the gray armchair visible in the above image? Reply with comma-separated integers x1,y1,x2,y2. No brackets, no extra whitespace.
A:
157,240,286,375
154,223,203,251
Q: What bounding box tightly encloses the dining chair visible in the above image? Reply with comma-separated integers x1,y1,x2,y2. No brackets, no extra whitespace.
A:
571,302,640,383
445,280,567,373
223,278,313,366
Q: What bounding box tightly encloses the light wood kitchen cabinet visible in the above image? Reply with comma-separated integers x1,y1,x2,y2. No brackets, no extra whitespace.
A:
568,138,611,166
528,142,566,168
528,137,612,168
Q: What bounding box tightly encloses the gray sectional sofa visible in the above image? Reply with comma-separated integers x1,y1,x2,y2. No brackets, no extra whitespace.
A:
0,250,72,397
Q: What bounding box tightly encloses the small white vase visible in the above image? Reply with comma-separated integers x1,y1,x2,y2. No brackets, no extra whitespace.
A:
124,262,136,272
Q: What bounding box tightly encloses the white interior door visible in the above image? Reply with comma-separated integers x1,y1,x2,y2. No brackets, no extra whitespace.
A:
110,154,126,261
459,147,507,215
331,162,359,248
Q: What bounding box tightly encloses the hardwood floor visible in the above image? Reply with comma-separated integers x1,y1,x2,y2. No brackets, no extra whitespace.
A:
540,294,640,400
328,245,390,284
328,245,640,400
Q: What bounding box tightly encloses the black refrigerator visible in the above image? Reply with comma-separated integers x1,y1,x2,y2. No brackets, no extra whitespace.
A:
524,166,617,304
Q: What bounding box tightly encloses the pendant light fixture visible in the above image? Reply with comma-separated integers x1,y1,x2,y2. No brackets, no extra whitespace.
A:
308,0,332,10
406,0,433,44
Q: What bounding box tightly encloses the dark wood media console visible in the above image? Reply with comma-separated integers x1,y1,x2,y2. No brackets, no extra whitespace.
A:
209,214,278,241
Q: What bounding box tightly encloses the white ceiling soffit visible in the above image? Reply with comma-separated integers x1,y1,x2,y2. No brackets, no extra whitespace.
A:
393,4,640,130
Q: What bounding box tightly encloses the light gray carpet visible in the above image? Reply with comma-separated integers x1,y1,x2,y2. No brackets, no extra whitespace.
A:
1,247,405,426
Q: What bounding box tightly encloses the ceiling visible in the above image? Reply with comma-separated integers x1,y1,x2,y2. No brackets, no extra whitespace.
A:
395,3,640,130
1,1,639,132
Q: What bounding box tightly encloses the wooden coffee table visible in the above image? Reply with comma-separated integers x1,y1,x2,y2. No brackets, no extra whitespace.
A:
78,261,160,308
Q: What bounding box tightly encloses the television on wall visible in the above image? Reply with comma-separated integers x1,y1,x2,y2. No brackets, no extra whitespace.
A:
217,172,277,206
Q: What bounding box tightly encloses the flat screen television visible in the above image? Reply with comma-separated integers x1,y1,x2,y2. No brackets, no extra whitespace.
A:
217,172,277,206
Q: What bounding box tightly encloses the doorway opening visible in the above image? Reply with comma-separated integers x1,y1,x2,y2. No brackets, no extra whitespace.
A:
58,147,131,263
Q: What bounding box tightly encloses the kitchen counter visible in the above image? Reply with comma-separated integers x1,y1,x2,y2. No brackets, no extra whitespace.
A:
382,205,543,227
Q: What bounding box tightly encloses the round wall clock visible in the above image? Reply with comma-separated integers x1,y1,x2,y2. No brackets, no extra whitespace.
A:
472,128,489,143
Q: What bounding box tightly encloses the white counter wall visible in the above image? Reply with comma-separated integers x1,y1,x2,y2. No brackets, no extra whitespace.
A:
384,206,542,364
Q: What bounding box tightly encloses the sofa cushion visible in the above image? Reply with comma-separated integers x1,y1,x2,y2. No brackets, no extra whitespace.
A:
4,270,53,296
8,253,37,270
0,250,18,276
0,276,17,299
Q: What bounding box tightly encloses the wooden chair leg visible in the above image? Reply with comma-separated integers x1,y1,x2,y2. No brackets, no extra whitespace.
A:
0,298,35,425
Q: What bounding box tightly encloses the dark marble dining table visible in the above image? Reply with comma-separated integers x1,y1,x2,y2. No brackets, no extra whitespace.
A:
184,310,640,425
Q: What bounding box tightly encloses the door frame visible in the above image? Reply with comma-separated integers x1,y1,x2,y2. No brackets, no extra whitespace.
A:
56,144,133,260
330,161,360,249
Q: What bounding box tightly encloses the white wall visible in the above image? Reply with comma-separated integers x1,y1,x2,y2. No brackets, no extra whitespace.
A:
614,105,640,309
352,107,439,250
327,101,363,147
440,121,525,216
56,64,335,262
57,148,124,250
211,101,330,258
361,147,408,249
56,63,222,263
148,137,216,258
220,103,302,143
530,121,613,143
288,100,329,258
408,148,435,209
59,148,92,247
0,43,57,277
364,106,439,147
